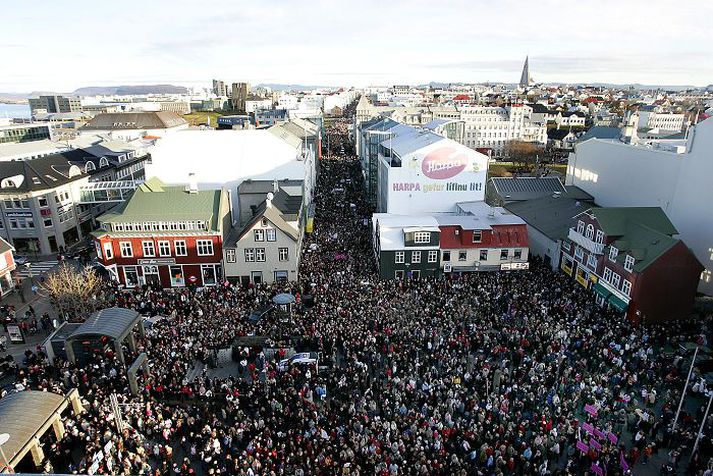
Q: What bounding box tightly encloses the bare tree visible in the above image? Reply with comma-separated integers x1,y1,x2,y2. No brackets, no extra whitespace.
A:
39,263,103,321
504,140,544,171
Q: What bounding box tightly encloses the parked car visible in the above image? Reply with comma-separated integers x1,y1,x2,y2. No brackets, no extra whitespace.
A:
14,255,28,266
277,352,319,372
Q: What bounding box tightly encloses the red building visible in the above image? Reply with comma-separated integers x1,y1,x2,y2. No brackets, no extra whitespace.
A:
93,178,230,288
436,202,529,273
561,207,703,324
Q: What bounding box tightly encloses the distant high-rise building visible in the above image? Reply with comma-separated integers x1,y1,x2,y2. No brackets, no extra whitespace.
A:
28,95,82,114
519,56,533,88
231,82,250,112
212,79,229,97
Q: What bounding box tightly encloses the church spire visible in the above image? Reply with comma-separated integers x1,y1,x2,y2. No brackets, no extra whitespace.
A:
519,56,532,88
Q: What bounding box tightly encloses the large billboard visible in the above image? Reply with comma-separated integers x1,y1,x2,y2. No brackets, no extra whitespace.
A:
385,141,488,214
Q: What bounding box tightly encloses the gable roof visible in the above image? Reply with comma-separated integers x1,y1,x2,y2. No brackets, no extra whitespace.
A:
584,207,678,237
97,177,224,230
0,153,87,192
82,111,187,130
578,126,622,142
608,221,679,272
0,236,13,254
230,202,299,245
488,176,566,202
504,192,597,241
69,307,141,341
548,129,576,141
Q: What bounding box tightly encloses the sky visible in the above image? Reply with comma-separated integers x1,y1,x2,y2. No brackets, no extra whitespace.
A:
1,0,712,92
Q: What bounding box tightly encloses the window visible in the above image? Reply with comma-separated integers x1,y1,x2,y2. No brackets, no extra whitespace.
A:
441,251,450,261
278,247,289,262
201,264,217,286
256,248,266,262
458,251,467,261
611,273,621,289
480,249,488,261
395,270,405,280
197,239,214,256
587,254,597,269
244,248,255,262
104,243,113,260
124,266,139,287
428,250,438,263
226,249,236,263
575,246,584,261
472,230,482,243
622,280,632,297
158,241,171,257
254,229,265,242
175,240,187,256
414,232,430,244
514,249,522,260
395,251,405,264
624,255,635,272
585,224,594,240
595,230,604,244
500,249,508,260
411,270,421,280
266,228,276,242
43,217,52,227
142,241,155,257
562,241,571,252
603,267,613,283
411,250,421,263
38,197,48,208
609,246,618,262
577,220,585,234
120,242,133,257
170,265,185,287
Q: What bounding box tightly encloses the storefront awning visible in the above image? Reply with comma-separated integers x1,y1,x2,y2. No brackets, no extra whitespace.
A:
607,294,629,313
592,282,611,299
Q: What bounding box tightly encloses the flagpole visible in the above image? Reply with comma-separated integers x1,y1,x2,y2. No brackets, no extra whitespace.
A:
689,391,713,463
672,346,699,432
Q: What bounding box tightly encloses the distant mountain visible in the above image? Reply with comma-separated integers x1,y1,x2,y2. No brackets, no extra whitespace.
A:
72,84,189,96
255,83,332,92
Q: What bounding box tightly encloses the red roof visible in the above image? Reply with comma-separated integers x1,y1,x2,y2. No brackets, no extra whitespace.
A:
453,94,471,101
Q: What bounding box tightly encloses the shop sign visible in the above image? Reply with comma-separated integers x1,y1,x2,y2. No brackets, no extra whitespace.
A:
5,211,33,218
501,262,529,271
138,258,176,265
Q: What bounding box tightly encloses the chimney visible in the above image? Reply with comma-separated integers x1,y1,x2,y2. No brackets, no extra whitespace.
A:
266,192,274,208
273,179,279,192
187,173,198,194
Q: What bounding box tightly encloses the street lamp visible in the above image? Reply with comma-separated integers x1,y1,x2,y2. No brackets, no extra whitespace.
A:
0,432,12,474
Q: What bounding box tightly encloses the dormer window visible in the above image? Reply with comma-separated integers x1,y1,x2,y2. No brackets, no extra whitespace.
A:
413,231,430,244
624,255,635,272
585,224,594,240
472,230,482,243
577,220,585,234
609,246,618,262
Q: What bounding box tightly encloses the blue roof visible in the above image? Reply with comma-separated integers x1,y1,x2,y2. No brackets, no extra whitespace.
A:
578,127,622,142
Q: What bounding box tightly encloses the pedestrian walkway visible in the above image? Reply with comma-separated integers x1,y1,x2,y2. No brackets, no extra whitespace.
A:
14,260,58,279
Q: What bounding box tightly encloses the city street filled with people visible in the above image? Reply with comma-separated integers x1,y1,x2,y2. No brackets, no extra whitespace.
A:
2,135,713,475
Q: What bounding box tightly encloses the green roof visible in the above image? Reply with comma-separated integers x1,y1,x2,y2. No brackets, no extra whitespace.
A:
611,222,678,272
587,207,678,237
97,177,224,230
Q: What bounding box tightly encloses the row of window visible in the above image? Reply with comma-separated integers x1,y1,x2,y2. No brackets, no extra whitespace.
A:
602,266,633,297
111,221,209,232
443,248,523,262
238,247,290,263
113,239,213,258
395,250,438,264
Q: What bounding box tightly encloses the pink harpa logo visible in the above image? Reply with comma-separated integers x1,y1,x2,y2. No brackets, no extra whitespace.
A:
421,147,469,179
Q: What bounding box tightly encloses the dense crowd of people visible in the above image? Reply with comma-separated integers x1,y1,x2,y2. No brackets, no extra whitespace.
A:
2,135,713,475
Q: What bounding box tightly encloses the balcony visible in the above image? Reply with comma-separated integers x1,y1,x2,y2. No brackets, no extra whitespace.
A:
567,228,604,255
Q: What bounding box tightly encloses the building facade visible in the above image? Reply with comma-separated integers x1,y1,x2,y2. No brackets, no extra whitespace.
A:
93,178,230,288
29,95,82,114
373,215,441,280
223,197,301,285
231,82,251,112
560,207,702,323
0,123,52,144
437,202,529,273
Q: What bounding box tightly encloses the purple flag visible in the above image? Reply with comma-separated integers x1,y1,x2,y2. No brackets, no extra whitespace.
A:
584,403,598,416
576,441,589,453
590,439,602,451
620,451,629,471
608,432,618,444
581,422,594,434
594,428,606,440
591,463,604,476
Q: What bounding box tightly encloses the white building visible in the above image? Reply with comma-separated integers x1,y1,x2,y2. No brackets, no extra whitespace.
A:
245,99,273,113
80,112,188,141
146,128,316,223
566,117,713,295
634,111,685,132
377,130,488,215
